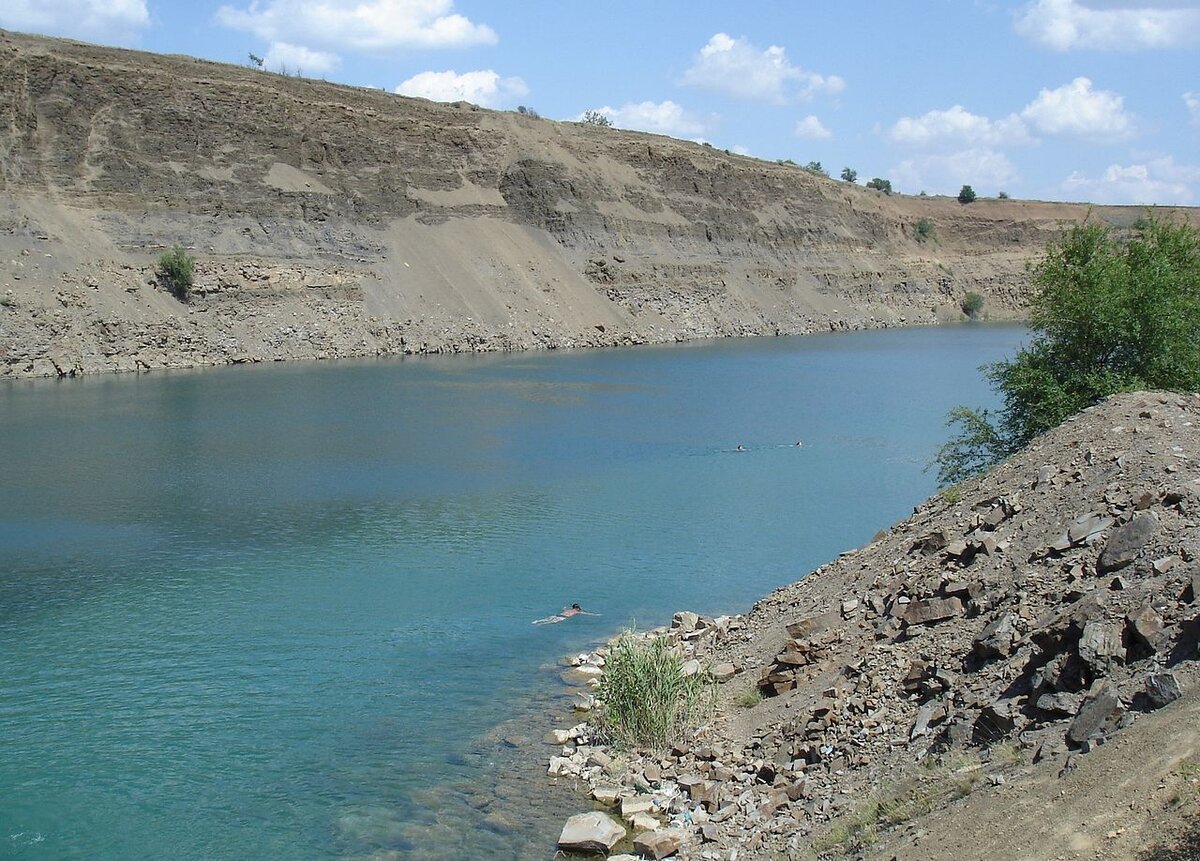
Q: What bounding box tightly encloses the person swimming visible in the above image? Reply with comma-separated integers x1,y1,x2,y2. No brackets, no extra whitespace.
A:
533,603,599,625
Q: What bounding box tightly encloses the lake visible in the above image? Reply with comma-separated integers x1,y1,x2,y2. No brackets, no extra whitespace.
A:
0,324,1026,859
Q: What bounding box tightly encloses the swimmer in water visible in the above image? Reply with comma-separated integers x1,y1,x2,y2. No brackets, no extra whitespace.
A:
533,603,600,625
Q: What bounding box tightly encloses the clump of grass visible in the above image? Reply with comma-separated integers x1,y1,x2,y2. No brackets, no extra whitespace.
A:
914,217,935,243
597,633,715,749
941,485,962,504
734,687,763,709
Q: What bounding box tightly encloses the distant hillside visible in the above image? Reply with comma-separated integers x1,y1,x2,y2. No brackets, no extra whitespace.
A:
0,29,1194,378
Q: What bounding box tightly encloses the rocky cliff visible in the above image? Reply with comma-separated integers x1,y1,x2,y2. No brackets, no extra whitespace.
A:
0,30,1193,379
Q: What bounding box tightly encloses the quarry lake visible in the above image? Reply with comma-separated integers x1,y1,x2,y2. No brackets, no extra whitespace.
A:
1,324,1026,860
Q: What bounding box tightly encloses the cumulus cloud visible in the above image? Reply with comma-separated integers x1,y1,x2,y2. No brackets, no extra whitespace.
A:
1015,0,1200,50
396,69,527,107
263,41,338,74
1020,77,1134,141
0,0,148,44
580,101,708,138
892,149,1021,195
794,115,832,140
888,105,1032,147
680,33,844,103
216,0,497,53
1062,156,1200,204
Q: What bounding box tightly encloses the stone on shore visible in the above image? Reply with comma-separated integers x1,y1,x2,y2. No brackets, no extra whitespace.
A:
557,812,626,853
633,827,686,859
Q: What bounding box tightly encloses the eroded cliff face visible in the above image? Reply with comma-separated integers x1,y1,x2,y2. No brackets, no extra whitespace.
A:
0,30,1191,378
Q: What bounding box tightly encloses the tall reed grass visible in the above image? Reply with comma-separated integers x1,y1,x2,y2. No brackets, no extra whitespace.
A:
597,634,715,749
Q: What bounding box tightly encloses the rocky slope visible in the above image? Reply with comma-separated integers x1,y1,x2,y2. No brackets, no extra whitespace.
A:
1,30,1193,379
545,391,1200,860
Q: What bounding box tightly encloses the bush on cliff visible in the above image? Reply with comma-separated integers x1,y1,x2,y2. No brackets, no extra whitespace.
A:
935,216,1200,485
158,246,195,301
597,634,715,749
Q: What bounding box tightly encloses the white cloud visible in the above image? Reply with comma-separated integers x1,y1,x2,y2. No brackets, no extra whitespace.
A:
794,115,832,140
1015,0,1200,50
262,41,338,74
888,105,1032,147
1187,92,1200,125
0,0,148,44
892,149,1021,195
396,70,527,107
1062,156,1200,203
680,33,844,103
1020,77,1134,140
216,0,496,53
581,101,708,138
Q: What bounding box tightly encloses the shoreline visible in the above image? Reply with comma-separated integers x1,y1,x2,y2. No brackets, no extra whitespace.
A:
0,314,1023,384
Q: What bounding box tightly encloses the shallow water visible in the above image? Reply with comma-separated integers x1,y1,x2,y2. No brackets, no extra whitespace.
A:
0,325,1026,859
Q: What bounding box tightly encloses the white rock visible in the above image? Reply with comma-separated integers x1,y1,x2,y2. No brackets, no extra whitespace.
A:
558,812,626,853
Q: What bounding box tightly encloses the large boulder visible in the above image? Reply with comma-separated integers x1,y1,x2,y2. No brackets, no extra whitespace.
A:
1097,512,1158,573
557,812,626,853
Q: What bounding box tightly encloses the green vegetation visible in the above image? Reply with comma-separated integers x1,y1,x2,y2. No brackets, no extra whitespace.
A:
777,158,797,165
961,290,985,318
804,160,829,177
998,190,1010,199
157,245,195,301
581,110,613,127
733,687,763,709
597,633,716,749
807,752,995,857
914,217,935,243
866,177,892,194
841,166,857,183
516,105,540,118
958,184,977,204
934,217,1200,486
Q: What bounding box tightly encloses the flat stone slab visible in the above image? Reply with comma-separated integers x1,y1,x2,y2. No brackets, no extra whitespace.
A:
558,811,626,853
904,596,964,626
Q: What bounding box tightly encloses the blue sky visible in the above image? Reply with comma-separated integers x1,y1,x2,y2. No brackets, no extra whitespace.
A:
3,0,1198,204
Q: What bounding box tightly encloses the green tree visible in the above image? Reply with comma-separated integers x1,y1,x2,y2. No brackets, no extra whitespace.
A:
841,166,857,183
157,246,195,301
804,160,828,176
866,177,892,194
961,291,984,317
958,184,977,204
934,217,1200,484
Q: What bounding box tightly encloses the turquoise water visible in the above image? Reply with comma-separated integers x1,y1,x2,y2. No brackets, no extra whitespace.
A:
0,325,1026,859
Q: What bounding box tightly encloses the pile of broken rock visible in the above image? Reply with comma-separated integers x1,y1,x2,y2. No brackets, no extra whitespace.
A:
545,391,1200,859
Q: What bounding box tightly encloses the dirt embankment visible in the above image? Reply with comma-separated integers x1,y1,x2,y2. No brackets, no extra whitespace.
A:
1,29,1194,379
544,391,1200,860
